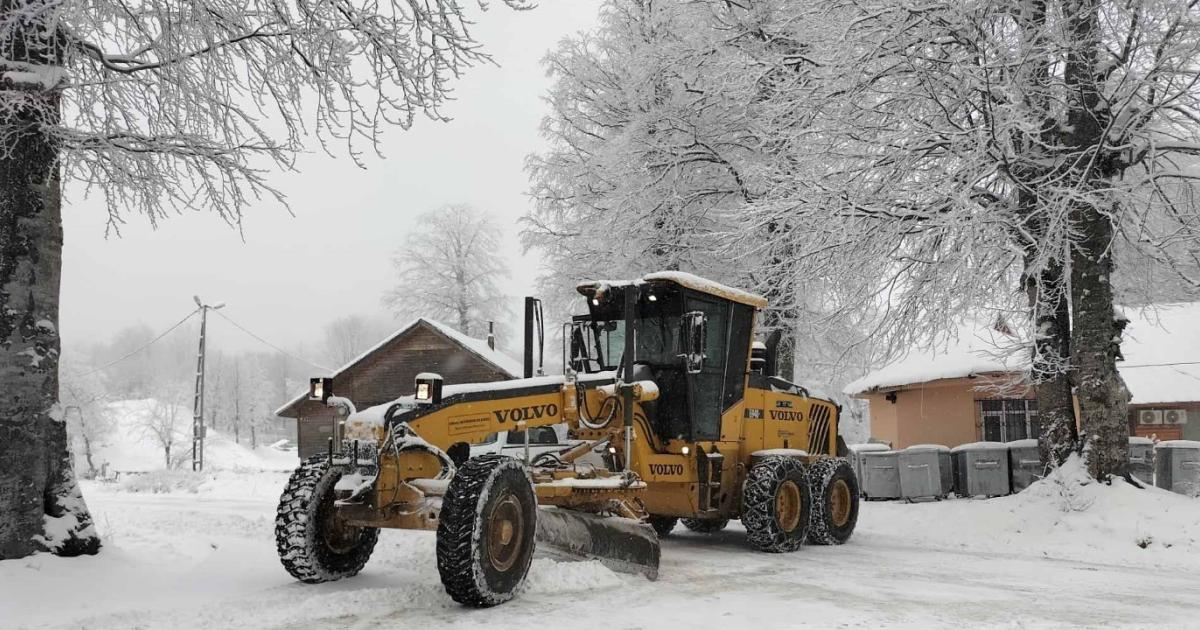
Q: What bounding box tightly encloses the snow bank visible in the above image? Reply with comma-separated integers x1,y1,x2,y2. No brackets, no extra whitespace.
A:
863,455,1200,569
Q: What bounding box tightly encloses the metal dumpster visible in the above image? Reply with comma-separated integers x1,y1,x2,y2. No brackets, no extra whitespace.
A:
861,450,901,500
1007,439,1042,493
898,444,952,499
848,443,891,496
1155,440,1200,496
1129,436,1155,486
951,442,1010,497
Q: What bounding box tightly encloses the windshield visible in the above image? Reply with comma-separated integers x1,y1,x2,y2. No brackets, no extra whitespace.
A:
568,283,684,372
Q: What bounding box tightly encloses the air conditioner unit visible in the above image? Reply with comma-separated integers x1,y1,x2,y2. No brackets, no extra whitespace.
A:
1163,409,1188,425
1139,409,1163,425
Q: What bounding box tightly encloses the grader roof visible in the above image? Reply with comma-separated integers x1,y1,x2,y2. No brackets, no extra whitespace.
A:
576,271,767,309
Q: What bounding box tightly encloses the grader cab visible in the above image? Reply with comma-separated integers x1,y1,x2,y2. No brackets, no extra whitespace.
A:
275,271,859,607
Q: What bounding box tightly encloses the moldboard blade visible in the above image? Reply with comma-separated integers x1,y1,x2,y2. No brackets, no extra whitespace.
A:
534,507,661,580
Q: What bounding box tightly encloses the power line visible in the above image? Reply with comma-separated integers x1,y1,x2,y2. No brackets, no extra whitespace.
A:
1121,360,1200,368
73,309,200,377
212,309,334,372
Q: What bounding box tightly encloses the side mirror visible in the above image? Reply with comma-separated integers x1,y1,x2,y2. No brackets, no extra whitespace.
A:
681,311,707,374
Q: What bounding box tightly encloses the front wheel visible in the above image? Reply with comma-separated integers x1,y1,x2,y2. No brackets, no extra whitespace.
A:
275,454,379,583
741,456,812,553
437,455,537,607
647,515,678,537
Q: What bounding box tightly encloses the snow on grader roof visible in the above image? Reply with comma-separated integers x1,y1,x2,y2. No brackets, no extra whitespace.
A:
575,271,767,308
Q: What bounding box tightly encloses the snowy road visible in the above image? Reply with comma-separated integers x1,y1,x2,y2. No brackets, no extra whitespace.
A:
4,471,1199,629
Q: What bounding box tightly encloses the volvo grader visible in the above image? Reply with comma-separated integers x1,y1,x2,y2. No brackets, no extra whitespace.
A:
275,271,859,606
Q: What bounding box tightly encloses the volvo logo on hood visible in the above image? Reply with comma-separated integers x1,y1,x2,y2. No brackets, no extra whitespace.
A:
494,403,559,423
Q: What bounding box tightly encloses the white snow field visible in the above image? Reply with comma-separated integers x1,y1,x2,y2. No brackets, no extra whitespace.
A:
4,458,1200,630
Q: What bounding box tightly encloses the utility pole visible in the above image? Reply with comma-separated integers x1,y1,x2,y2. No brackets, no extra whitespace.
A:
192,296,225,472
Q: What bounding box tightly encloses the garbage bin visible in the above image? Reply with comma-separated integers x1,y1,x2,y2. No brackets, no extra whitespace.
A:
898,444,952,499
951,442,1010,497
1128,436,1155,486
848,443,890,495
1155,440,1200,496
861,450,901,500
1007,439,1042,493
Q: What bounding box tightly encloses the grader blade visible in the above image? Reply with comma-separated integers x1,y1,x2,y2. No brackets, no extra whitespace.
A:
534,507,661,580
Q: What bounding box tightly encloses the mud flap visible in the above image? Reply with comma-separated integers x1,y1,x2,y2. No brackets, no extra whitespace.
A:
534,507,661,580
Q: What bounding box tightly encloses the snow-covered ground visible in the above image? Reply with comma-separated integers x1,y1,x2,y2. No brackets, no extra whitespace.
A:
83,399,298,474
5,460,1200,629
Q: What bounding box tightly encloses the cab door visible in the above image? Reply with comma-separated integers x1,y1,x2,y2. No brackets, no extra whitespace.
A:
684,294,729,441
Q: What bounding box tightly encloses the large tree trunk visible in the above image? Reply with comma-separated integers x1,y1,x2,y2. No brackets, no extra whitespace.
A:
0,7,101,557
1070,202,1130,480
1063,0,1130,481
1015,0,1076,467
1024,236,1077,467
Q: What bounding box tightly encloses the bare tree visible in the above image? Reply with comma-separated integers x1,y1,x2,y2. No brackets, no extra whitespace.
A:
383,204,512,336
0,0,530,559
321,315,390,367
141,386,189,470
60,358,113,478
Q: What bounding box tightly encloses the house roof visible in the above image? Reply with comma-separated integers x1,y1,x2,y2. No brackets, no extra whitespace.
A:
843,302,1200,405
1120,303,1200,405
274,318,522,417
842,320,1028,396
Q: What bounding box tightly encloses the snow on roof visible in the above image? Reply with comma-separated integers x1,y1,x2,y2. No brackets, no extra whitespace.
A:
422,319,524,377
843,321,1027,396
905,444,951,452
274,318,523,416
1118,303,1200,405
642,271,768,308
950,441,1008,453
844,302,1200,404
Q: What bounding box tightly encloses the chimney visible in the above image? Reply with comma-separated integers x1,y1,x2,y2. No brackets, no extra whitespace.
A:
486,321,496,350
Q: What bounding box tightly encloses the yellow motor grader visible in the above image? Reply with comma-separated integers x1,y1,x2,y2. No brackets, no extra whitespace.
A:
275,271,858,607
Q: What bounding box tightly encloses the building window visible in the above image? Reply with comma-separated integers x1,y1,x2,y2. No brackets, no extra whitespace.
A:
979,399,1039,442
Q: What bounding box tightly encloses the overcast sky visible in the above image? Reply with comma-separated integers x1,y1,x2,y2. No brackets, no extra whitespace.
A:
60,2,603,359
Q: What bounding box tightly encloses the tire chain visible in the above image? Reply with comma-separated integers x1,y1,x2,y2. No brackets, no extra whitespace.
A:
741,455,811,553
806,456,858,546
275,454,379,583
680,517,729,533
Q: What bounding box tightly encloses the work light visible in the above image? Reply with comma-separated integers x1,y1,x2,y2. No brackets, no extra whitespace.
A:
414,372,444,405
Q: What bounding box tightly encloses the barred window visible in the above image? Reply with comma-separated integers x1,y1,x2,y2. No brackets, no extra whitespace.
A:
979,399,1039,442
